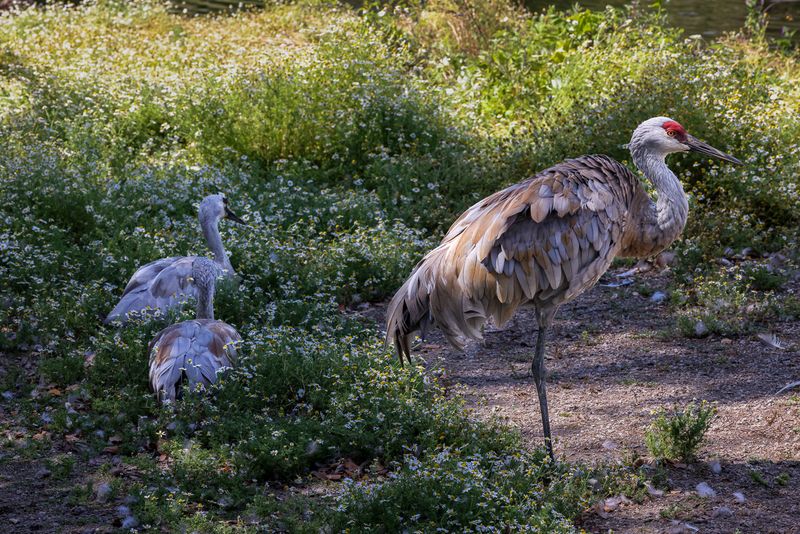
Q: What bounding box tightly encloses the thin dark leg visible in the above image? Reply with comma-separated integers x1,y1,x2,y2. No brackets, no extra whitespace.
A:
532,323,554,460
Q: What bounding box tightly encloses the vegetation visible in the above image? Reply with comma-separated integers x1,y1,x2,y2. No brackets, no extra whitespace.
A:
0,0,798,530
645,401,717,462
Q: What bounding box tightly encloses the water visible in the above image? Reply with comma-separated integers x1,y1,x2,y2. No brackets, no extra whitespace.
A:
523,0,800,40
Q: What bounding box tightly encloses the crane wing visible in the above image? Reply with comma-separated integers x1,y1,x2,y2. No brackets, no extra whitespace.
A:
105,257,198,324
148,319,241,402
120,257,183,298
452,155,633,319
387,155,637,353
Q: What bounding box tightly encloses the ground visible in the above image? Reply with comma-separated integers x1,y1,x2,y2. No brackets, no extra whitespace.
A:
380,267,800,533
2,268,799,533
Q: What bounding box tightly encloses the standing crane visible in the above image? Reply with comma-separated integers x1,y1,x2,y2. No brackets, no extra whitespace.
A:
148,257,241,403
105,194,246,325
386,117,741,459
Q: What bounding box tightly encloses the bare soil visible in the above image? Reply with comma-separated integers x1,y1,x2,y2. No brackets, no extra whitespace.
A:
2,268,799,533
372,268,800,534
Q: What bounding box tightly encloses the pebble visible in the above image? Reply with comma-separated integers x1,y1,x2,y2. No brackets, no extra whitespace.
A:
650,291,667,303
733,491,746,503
36,467,51,479
95,482,113,503
2,391,14,400
709,460,722,474
696,482,716,498
601,439,618,450
115,505,130,518
694,321,709,337
121,516,139,529
668,521,699,533
712,506,734,518
646,483,664,497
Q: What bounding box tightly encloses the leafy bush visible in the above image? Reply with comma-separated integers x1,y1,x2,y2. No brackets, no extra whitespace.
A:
645,401,717,462
0,0,797,529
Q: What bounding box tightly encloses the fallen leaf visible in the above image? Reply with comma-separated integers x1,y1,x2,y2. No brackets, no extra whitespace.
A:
32,431,51,441
65,433,80,443
103,445,120,454
48,388,62,397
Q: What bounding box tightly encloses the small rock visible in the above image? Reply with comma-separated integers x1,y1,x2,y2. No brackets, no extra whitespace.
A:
115,505,130,518
709,460,722,474
694,321,709,337
2,391,14,401
646,483,664,497
712,506,734,518
668,521,700,534
696,482,716,498
95,482,113,503
717,257,733,267
121,516,138,529
723,247,735,257
35,467,51,479
601,439,618,450
733,491,746,503
740,247,754,258
656,251,677,268
720,338,733,345
650,291,667,303
602,495,632,512
587,478,601,491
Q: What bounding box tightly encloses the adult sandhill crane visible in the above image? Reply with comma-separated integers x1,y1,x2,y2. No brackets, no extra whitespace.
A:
104,194,245,325
386,117,741,459
148,257,241,403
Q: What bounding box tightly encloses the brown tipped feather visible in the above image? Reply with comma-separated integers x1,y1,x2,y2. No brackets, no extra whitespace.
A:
386,155,643,360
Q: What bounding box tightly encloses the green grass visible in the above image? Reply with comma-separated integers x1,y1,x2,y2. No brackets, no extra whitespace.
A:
1,0,799,530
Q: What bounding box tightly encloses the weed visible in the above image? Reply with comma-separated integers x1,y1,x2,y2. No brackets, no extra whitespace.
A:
749,469,769,487
645,401,717,462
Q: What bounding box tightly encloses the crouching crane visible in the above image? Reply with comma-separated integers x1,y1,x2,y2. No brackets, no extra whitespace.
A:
105,194,246,325
148,257,241,403
386,117,742,459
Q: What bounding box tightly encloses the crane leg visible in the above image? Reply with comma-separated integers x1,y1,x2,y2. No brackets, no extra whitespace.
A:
532,312,555,460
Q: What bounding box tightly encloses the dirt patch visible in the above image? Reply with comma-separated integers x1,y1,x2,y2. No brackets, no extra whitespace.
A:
0,353,118,534
370,268,800,534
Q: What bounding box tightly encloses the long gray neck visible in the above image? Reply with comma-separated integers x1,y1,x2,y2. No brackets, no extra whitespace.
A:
196,281,215,320
200,217,234,275
631,144,689,244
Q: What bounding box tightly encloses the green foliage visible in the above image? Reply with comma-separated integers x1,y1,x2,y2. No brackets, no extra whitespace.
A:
645,401,717,462
0,0,797,530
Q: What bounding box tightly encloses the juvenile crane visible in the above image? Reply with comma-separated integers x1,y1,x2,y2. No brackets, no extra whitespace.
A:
386,117,741,459
148,257,241,403
105,194,245,324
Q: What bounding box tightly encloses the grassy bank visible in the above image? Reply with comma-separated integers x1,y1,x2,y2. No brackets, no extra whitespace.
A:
1,0,798,530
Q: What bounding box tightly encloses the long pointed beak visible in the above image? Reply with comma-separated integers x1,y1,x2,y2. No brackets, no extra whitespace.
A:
685,135,743,165
224,207,248,226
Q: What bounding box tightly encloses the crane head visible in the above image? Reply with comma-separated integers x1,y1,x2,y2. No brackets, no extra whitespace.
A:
199,194,248,226
630,117,742,165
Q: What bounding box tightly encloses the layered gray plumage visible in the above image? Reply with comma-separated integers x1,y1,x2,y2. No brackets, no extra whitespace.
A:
386,117,742,458
105,194,245,324
148,257,241,403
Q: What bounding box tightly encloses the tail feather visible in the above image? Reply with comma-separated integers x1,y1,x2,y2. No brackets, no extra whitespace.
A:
386,246,489,363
